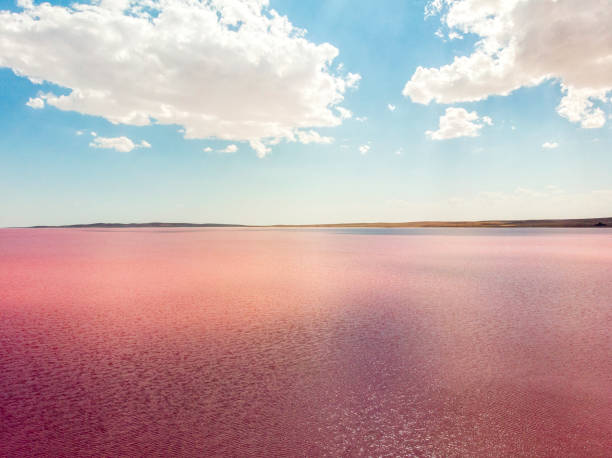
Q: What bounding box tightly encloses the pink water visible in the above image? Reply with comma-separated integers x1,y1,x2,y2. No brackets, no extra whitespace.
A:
1,228,611,456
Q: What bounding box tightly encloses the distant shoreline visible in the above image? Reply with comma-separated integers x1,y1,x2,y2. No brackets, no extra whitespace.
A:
24,217,612,229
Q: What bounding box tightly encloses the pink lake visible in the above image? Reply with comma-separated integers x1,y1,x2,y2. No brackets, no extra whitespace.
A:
1,227,611,456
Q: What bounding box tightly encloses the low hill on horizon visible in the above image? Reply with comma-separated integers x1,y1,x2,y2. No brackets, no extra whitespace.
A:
30,222,246,228
271,217,612,228
26,217,612,229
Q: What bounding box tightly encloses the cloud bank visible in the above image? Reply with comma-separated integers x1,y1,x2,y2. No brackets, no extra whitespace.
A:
0,0,359,157
404,0,612,128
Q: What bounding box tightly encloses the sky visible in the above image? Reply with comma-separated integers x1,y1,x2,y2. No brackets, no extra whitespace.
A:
1,0,611,226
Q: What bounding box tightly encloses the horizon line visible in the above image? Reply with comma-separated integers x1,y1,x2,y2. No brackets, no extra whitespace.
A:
9,216,612,229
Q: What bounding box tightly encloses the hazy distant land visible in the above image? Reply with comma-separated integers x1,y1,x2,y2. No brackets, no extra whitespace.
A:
30,223,246,228
29,217,612,229
271,217,612,228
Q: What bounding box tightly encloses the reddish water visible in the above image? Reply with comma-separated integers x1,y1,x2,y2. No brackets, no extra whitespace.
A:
1,228,611,456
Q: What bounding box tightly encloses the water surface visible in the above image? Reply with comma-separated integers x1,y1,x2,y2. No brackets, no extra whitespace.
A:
1,228,611,456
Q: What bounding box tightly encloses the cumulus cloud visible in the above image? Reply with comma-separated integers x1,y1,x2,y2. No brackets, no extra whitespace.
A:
249,140,270,158
0,0,359,157
336,107,352,119
542,141,559,149
219,144,238,154
89,136,151,153
25,97,44,109
345,73,362,88
404,0,612,128
203,147,213,152
358,144,370,155
426,107,492,140
387,104,396,112
295,130,333,144
556,86,607,128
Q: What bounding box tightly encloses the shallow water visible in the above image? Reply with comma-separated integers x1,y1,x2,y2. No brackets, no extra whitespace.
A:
1,228,611,456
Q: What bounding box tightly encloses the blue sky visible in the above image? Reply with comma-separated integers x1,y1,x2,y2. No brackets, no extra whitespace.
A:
1,0,611,226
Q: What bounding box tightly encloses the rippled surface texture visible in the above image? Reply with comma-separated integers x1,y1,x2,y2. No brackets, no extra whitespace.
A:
1,228,611,456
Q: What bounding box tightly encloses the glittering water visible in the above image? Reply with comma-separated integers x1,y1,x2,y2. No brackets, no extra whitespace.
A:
1,228,611,456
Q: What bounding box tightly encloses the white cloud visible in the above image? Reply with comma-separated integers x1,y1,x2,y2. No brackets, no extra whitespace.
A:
358,144,370,155
346,73,362,88
395,148,403,155
75,130,84,136
355,116,368,122
219,144,238,154
203,147,213,152
542,141,559,149
336,107,352,119
25,97,44,109
404,0,612,128
249,140,269,158
426,107,492,140
295,130,333,144
89,136,150,153
0,0,359,157
387,104,396,112
557,86,607,128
